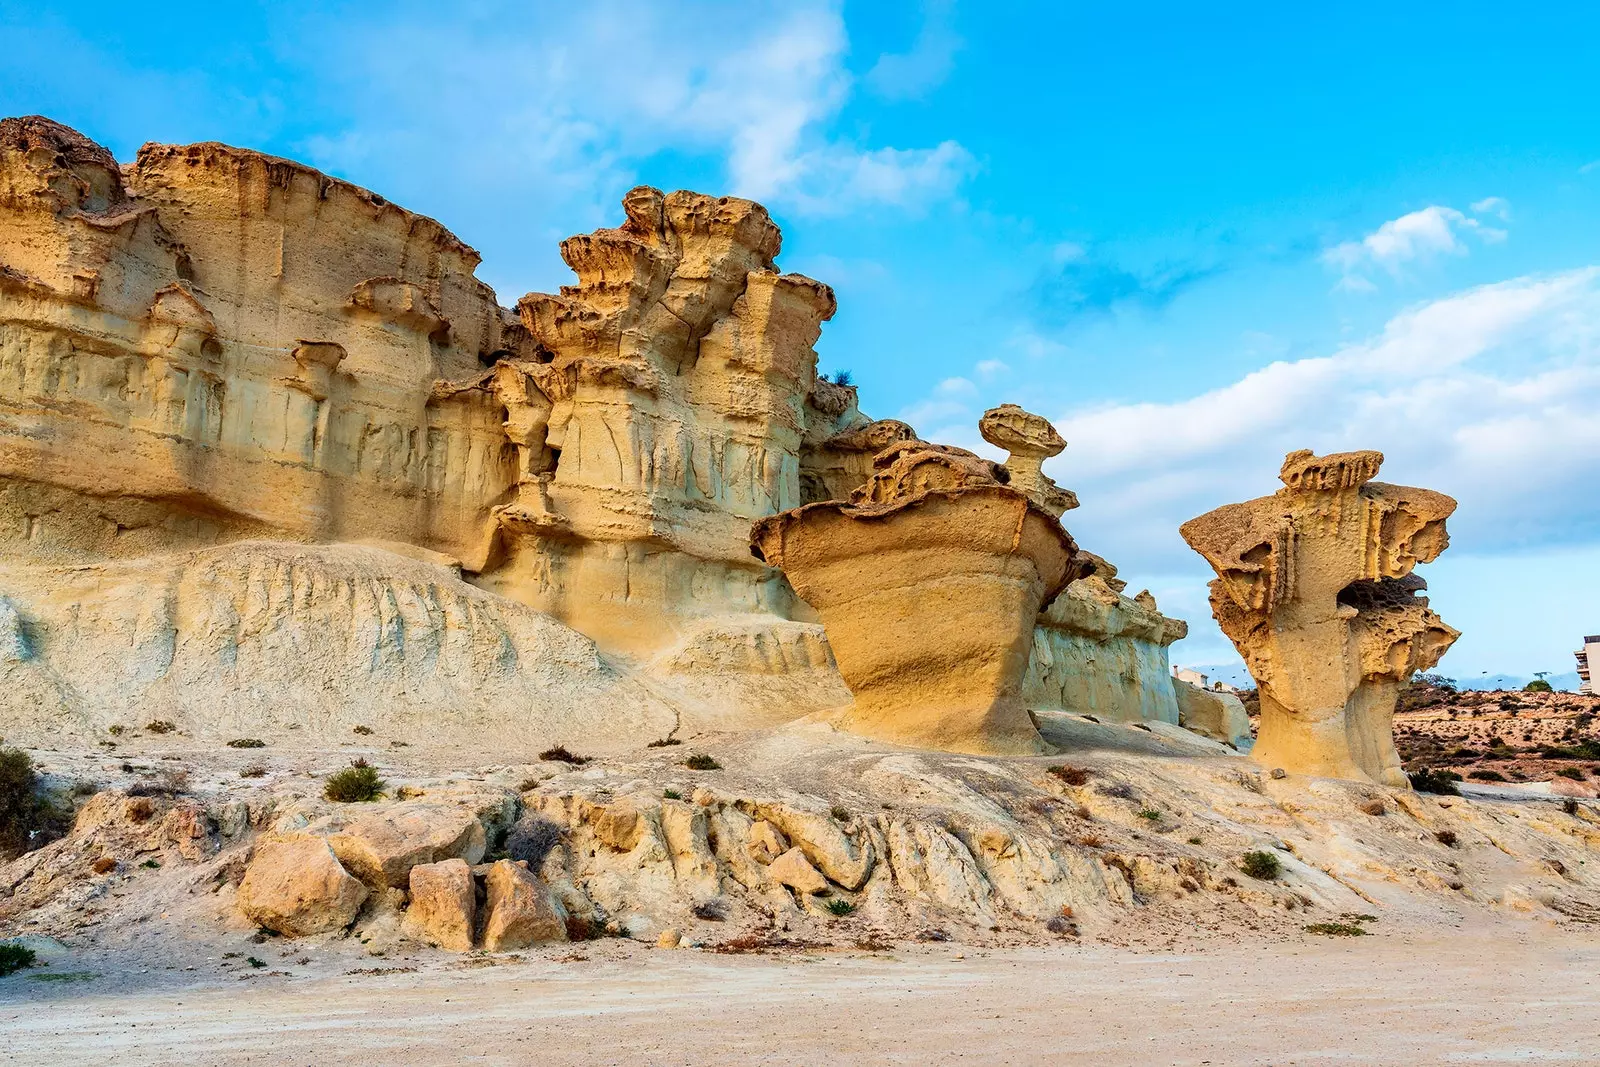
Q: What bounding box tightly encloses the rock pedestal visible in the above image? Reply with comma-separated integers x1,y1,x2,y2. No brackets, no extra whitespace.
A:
1181,449,1459,785
752,436,1091,755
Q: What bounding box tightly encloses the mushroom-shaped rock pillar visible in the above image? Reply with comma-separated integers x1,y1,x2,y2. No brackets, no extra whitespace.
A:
751,432,1093,756
979,404,1079,518
1180,449,1460,786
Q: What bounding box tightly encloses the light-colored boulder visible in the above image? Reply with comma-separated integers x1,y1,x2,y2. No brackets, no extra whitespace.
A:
403,858,476,951
238,835,368,937
481,859,568,950
768,847,829,895
752,429,1093,756
329,805,487,889
747,820,789,865
1181,450,1458,786
1173,680,1252,749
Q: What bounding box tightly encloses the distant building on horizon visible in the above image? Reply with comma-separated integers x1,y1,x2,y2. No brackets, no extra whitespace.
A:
1577,636,1599,695
1173,666,1239,694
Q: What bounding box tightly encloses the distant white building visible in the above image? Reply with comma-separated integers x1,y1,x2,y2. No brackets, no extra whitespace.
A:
1577,636,1600,695
1173,666,1240,694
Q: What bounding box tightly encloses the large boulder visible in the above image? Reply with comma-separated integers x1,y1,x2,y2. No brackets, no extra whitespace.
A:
329,804,487,889
403,858,477,950
238,835,368,936
481,859,567,950
1173,680,1252,749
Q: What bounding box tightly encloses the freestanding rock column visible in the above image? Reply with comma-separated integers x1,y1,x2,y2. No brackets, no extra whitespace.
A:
751,431,1092,756
1180,450,1459,785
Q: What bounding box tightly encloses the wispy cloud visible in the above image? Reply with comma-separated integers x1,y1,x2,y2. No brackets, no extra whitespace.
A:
1030,249,1221,325
1322,202,1509,289
292,0,973,239
864,0,963,101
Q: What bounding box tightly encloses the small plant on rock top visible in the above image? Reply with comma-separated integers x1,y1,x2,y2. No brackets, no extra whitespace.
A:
683,754,721,771
824,899,856,916
538,745,590,765
663,788,682,800
830,806,851,822
324,758,385,803
1241,850,1281,880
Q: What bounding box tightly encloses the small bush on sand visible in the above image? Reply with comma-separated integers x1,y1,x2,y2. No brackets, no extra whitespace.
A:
145,720,176,734
646,738,682,748
1047,765,1092,787
352,725,374,736
1241,850,1281,880
1434,829,1459,847
683,754,721,771
240,764,268,779
227,738,266,749
0,943,37,976
538,745,590,765
505,816,562,870
1137,808,1163,822
324,759,385,803
1407,767,1461,795
1305,922,1369,936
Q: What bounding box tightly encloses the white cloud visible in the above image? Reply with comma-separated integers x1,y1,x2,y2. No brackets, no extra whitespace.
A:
1322,203,1507,288
1041,267,1600,673
864,0,962,101
293,1,972,238
974,358,1010,381
1471,196,1511,220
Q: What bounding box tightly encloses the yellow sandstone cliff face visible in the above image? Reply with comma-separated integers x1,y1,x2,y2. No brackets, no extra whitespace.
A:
1181,449,1459,785
0,115,1190,746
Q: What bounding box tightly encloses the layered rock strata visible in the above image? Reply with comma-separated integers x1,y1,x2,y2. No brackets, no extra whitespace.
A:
1181,449,1459,784
751,434,1093,755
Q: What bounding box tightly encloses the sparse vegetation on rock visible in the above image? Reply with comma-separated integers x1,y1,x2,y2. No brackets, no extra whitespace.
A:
324,759,385,803
1241,850,1281,880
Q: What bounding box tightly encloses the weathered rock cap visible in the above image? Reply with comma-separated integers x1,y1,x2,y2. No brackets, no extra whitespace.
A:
1277,448,1384,491
979,403,1066,459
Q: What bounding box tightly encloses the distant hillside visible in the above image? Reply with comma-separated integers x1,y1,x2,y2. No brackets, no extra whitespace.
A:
1182,665,1584,694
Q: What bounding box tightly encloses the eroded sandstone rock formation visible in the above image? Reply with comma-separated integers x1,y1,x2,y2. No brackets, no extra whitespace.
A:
1181,449,1459,784
0,114,1191,750
751,425,1094,755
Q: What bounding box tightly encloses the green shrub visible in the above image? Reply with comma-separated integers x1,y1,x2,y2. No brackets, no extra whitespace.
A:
1137,808,1163,822
324,759,385,803
227,738,266,749
1407,767,1461,795
1305,922,1369,936
824,899,856,916
145,720,176,734
1468,769,1507,782
0,942,36,976
1524,679,1554,693
0,747,41,858
663,788,682,800
684,754,721,771
1241,850,1281,880
1558,767,1585,781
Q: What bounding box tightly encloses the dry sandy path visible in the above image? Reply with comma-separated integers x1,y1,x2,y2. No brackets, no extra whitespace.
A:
4,923,1597,1066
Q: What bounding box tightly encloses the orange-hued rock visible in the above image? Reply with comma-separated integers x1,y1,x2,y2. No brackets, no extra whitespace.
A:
238,835,369,937
1181,449,1459,785
752,423,1092,755
403,858,477,951
480,859,567,950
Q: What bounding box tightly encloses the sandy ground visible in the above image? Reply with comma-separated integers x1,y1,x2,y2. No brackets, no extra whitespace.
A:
4,920,1597,1066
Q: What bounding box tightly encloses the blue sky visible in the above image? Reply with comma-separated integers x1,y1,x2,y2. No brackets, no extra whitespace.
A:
5,0,1600,681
